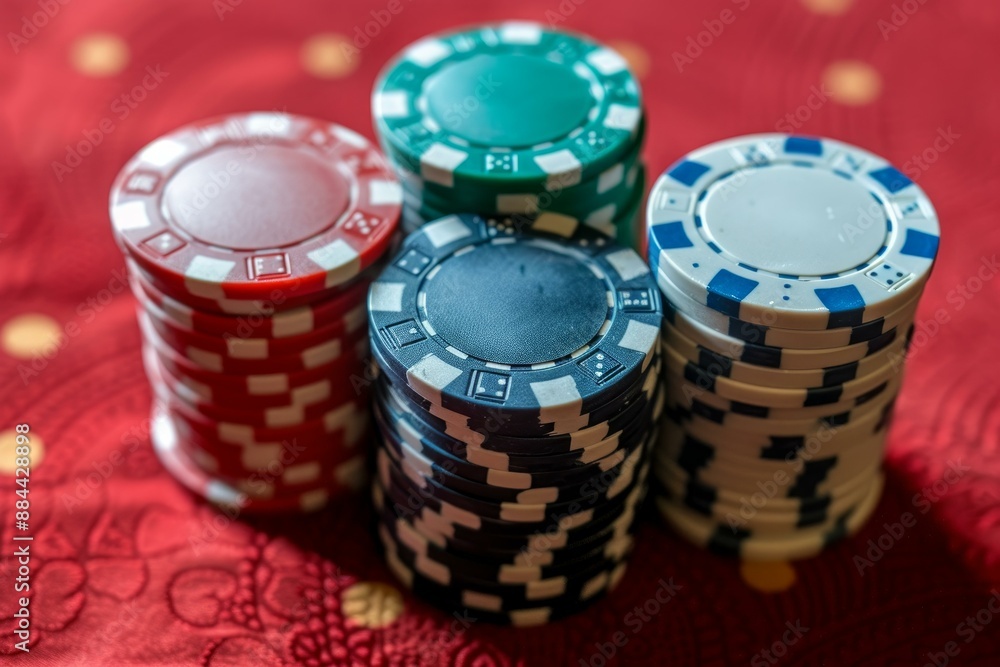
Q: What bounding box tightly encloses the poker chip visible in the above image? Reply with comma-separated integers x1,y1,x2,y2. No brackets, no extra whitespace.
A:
647,134,939,330
663,318,911,390
369,212,661,620
144,343,343,411
109,113,403,512
669,373,899,422
369,214,660,423
655,473,885,562
132,257,369,339
399,137,646,219
372,23,648,249
656,266,920,350
647,134,939,560
110,112,403,302
370,332,662,440
139,285,365,362
376,376,664,474
150,402,367,513
665,345,901,410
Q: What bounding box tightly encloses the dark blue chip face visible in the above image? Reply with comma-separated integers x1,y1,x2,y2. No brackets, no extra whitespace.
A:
368,214,662,424
423,243,609,366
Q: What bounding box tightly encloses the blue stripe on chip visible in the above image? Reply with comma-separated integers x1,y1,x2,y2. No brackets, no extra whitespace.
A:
784,137,824,155
706,270,758,318
899,229,940,259
815,285,866,327
668,160,711,187
869,166,913,194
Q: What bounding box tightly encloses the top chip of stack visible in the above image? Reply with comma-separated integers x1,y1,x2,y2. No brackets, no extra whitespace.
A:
111,112,403,305
368,213,663,624
109,112,404,512
372,22,648,246
645,134,940,560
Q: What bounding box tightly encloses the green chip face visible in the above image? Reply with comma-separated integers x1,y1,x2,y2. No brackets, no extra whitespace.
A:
373,22,643,191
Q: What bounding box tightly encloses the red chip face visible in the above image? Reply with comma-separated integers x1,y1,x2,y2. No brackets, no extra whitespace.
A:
110,113,402,300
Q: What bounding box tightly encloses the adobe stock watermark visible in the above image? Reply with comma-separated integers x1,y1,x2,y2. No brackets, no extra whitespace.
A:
750,620,810,667
544,0,589,26
841,126,959,245
897,126,961,182
721,423,848,531
213,0,244,19
60,416,151,513
51,65,170,182
16,267,133,386
345,0,417,56
888,254,999,367
672,0,752,73
853,460,969,575
922,590,1000,667
7,0,71,54
441,75,503,130
417,610,478,666
187,438,310,555
775,84,834,133
159,110,289,221
877,0,931,41
577,578,682,667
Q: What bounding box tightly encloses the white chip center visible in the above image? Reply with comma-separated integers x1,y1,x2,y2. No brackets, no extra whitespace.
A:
700,165,888,276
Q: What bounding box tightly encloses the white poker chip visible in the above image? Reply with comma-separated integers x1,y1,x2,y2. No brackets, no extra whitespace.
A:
647,134,939,331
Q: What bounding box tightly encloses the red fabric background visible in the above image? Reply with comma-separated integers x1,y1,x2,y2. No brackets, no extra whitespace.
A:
2,0,999,664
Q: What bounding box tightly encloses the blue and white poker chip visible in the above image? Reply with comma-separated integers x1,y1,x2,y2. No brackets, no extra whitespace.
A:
655,265,919,350
647,134,940,331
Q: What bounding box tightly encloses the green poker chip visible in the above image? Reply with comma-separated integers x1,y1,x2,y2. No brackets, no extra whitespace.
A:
387,123,645,220
373,22,643,192
401,164,647,252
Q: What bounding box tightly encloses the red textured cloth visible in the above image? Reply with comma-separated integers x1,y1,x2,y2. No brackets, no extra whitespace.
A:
2,1,999,664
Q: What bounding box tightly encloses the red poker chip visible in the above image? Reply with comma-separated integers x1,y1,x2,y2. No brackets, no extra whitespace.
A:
169,412,369,481
158,379,372,448
151,403,365,513
144,317,368,398
127,257,367,316
144,343,350,411
137,283,365,362
131,258,369,339
110,113,403,301
145,350,368,429
138,310,369,375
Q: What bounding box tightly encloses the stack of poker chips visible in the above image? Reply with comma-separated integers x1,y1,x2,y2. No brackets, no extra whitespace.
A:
108,112,403,513
371,22,647,249
368,214,663,625
645,134,940,560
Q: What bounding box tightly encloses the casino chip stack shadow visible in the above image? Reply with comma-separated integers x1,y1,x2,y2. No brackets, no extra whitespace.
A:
371,22,648,249
646,134,940,560
109,112,403,513
368,214,663,625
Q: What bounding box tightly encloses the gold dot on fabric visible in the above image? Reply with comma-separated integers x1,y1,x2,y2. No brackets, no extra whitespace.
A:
1,314,63,360
822,60,882,106
301,34,359,79
801,0,855,16
342,582,404,628
71,33,130,77
0,430,45,473
740,560,797,592
609,41,650,80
